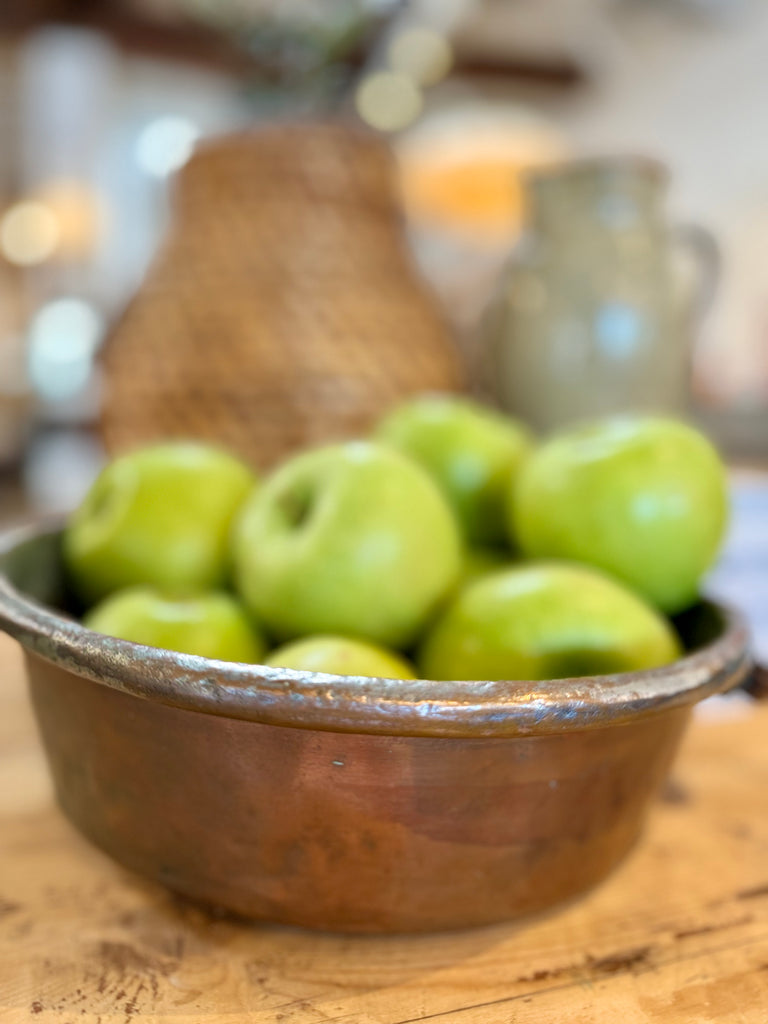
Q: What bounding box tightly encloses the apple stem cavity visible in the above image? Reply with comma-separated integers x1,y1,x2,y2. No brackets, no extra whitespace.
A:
86,477,118,521
278,487,316,531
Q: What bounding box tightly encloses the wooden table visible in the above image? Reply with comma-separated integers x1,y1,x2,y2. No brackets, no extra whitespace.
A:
1,633,767,1024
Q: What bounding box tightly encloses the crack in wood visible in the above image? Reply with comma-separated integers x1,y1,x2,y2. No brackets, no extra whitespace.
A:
674,915,753,940
379,930,768,1024
0,898,21,919
735,883,768,901
586,946,651,973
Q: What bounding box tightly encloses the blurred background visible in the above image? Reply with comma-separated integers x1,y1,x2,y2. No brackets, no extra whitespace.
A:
0,0,767,527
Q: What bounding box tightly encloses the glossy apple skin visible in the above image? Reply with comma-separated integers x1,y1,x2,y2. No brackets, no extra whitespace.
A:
232,441,462,648
64,443,257,604
84,587,265,663
510,417,728,614
376,394,532,546
419,563,682,682
265,635,416,679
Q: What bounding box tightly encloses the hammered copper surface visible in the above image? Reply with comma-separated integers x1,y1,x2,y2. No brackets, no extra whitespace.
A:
0,525,753,932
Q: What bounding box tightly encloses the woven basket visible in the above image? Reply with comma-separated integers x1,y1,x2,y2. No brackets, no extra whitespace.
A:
100,121,466,468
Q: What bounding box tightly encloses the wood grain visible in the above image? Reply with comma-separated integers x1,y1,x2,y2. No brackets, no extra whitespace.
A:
1,633,766,1023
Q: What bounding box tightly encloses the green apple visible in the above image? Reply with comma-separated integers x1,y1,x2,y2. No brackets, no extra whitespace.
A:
419,562,682,681
510,416,728,613
84,586,265,662
265,635,416,679
376,394,533,546
232,440,462,648
64,442,257,604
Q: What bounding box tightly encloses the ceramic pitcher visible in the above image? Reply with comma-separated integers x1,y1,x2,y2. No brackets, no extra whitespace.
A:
480,158,718,432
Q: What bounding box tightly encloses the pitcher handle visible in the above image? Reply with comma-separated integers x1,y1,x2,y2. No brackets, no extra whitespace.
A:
673,223,721,324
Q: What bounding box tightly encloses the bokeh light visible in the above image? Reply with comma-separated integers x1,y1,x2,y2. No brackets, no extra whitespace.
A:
36,180,105,258
135,116,200,178
28,298,104,401
398,117,567,243
388,28,453,87
355,71,423,133
0,201,59,266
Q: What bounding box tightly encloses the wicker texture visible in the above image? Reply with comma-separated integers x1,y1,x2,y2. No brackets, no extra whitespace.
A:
100,122,466,467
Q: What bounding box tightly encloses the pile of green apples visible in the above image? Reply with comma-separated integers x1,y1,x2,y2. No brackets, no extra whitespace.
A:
64,395,729,682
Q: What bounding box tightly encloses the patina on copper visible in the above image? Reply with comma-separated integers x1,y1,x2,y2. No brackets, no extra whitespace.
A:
0,524,753,932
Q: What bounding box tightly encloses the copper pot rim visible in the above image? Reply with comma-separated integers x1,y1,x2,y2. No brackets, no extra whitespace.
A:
0,523,751,739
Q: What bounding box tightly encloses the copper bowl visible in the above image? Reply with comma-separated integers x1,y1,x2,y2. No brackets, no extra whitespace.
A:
0,524,751,933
